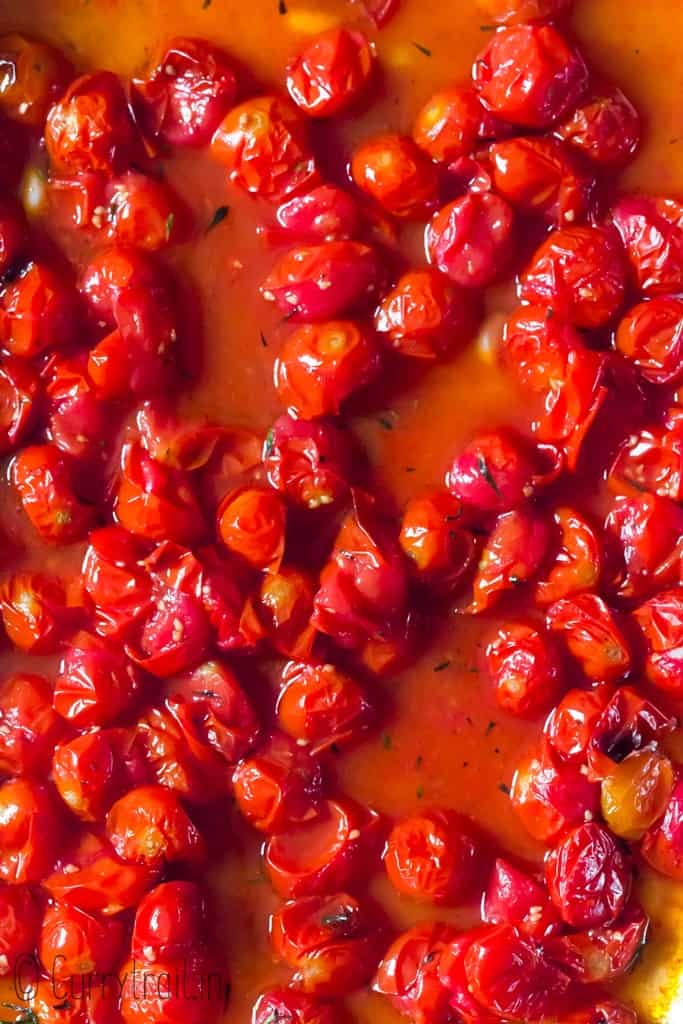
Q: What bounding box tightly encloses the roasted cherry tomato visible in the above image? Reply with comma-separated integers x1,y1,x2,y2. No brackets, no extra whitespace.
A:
615,297,683,384
587,687,676,781
261,241,378,321
286,28,373,118
104,171,188,250
412,86,482,164
264,414,352,509
556,84,640,166
132,880,204,962
384,809,479,904
374,269,478,360
264,796,383,898
0,33,72,125
546,822,631,929
373,922,458,1024
536,507,601,605
46,354,110,460
634,588,683,695
0,671,62,776
115,442,204,545
546,594,630,683
1,261,77,357
40,901,124,980
511,739,600,844
601,749,675,841
426,192,514,288
277,660,372,753
473,24,588,127
483,858,562,939
131,37,237,147
270,892,380,996
0,884,40,976
604,493,683,598
243,566,317,659
548,899,648,985
545,685,612,764
54,631,142,728
470,505,551,613
211,95,317,199
0,357,39,454
487,621,562,717
0,573,69,654
613,195,683,296
168,659,260,763
44,832,159,916
52,728,148,822
275,320,380,418
45,70,137,174
490,136,591,225
232,732,323,834
252,989,339,1024
609,409,683,501
519,226,625,328
218,484,285,571
641,777,683,881
119,951,221,1024
0,778,61,884
81,525,152,640
351,133,438,219
12,444,94,543
274,185,360,243
399,489,476,593
106,784,205,867
129,573,210,679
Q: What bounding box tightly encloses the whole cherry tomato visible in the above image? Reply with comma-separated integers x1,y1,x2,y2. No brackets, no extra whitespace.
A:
217,484,286,571
46,354,110,461
373,922,458,1024
52,728,148,822
609,409,683,501
55,631,142,728
634,588,683,695
106,784,205,867
545,685,612,764
487,622,562,717
44,832,159,916
45,70,137,174
211,95,317,199
274,185,360,243
81,525,152,640
0,573,69,654
270,892,380,996
275,320,380,418
232,732,323,834
129,581,210,679
546,594,631,683
612,196,683,297
12,444,94,543
120,952,221,1024
489,136,591,225
351,134,438,219
0,672,62,776
470,505,551,613
413,86,482,164
511,739,600,844
0,357,39,454
286,28,373,118
587,687,676,781
242,565,316,659
1,261,77,357
0,778,62,883
264,796,383,898
0,884,40,976
264,414,352,509
519,226,625,328
384,809,480,904
374,269,479,360
601,749,675,841
131,37,237,147
261,241,379,321
252,989,339,1024
604,493,683,598
641,777,683,881
104,171,189,250
0,33,72,125
168,659,260,763
132,880,204,962
483,858,562,939
277,660,372,753
399,489,476,593
535,507,601,606
555,84,640,166
426,192,514,288
476,0,572,23
473,24,588,127
546,822,631,929
40,901,124,980
615,297,683,384
115,442,204,545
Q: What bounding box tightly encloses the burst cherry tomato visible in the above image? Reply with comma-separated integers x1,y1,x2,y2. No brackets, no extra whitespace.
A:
252,989,339,1024
555,84,640,166
483,858,562,938
487,622,562,717
244,566,317,659
374,269,478,360
470,505,551,613
373,922,457,1024
52,728,148,822
44,832,159,916
104,171,188,250
0,357,39,454
399,489,476,592
612,196,683,297
546,594,631,683
131,37,237,147
609,409,683,501
615,297,683,384
384,809,480,904
548,899,649,985
40,901,124,980
511,739,600,844
46,355,110,460
106,784,205,867
546,822,631,929
1,261,77,357
545,685,612,764
426,192,514,288
490,136,591,225
218,485,285,571
131,880,204,962
274,185,360,243
115,442,204,545
54,631,142,728
601,749,675,841
81,525,152,640
277,661,372,752
0,884,40,976
286,28,373,118
264,414,352,509
211,95,317,199
473,24,588,127
641,777,683,881
604,493,683,598
351,134,438,219
634,588,683,694
0,778,61,884
0,671,62,777
0,573,69,654
12,444,94,543
261,241,378,321
535,507,601,605
168,660,260,763
45,70,137,174
519,226,625,328
587,686,676,781
129,575,210,678
0,33,72,125
413,86,482,164
232,732,323,834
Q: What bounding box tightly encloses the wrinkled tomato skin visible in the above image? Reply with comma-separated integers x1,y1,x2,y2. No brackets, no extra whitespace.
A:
601,749,675,841
106,784,205,868
612,196,683,297
232,733,323,834
351,133,439,219
45,70,137,174
464,924,572,1021
275,320,380,418
218,484,286,572
0,357,39,454
119,952,221,1024
168,660,260,763
373,922,458,1024
52,728,148,822
511,739,600,844
616,297,683,384
634,588,683,695
546,593,631,684
546,822,631,929
445,429,544,518
545,685,613,764
412,86,482,164
1,261,78,358
490,136,591,225
131,880,204,962
44,832,159,916
277,660,372,753
261,241,379,321
0,672,62,776
82,525,152,640
45,355,110,461
641,777,683,881
399,489,476,593
131,37,237,147
0,573,69,654
12,444,94,544
587,686,676,781
609,410,683,501
252,988,340,1024
556,85,641,167
536,506,602,606
470,505,551,613
39,901,124,980
104,171,189,250
374,269,478,360
211,95,317,199
0,884,40,975
519,226,626,329
476,0,572,25
54,631,143,730
244,566,317,660
383,809,480,904
0,33,72,125
274,185,360,243
483,858,562,939
487,621,562,717
548,899,649,985
286,28,373,118
264,414,352,510
116,442,204,546
0,778,62,884
604,493,683,598
473,24,588,128
426,192,514,289
130,583,211,679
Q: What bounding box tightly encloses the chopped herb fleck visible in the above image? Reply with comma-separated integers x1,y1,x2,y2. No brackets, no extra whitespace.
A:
329,742,341,755
165,212,175,239
278,0,288,12
381,733,393,750
263,428,275,458
433,659,451,672
477,454,501,496
415,755,424,770
202,0,212,8
465,715,473,726
416,785,424,799
405,465,416,473
463,761,469,768
485,721,497,736
321,909,354,930
260,330,268,348
412,41,432,57
378,415,395,430
206,205,230,233
480,23,496,31
498,782,511,795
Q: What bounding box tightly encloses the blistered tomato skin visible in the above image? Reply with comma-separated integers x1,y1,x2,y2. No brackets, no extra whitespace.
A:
286,28,373,118
54,631,142,729
374,269,478,360
511,739,600,844
612,196,683,296
490,136,591,225
383,809,480,904
278,661,372,752
546,822,632,929
470,504,551,613
232,733,323,834
253,989,340,1024
351,134,439,219
487,622,562,717
264,414,353,510
547,594,631,684
473,24,588,128
12,444,94,543
615,298,683,384
556,85,641,166
373,922,458,1024
634,588,683,694
106,784,205,867
45,70,137,174
0,673,62,775
399,489,475,593
1,261,78,358
483,858,562,938
426,192,515,288
413,86,482,164
261,241,379,321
